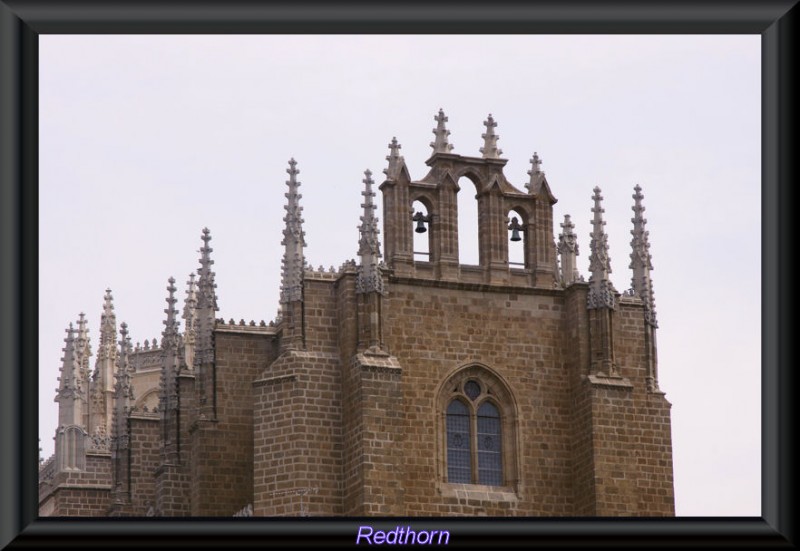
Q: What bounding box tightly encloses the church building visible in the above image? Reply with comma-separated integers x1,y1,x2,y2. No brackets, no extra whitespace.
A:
39,110,674,516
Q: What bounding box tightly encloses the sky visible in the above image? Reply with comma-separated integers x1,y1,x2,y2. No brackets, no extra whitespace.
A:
38,35,761,516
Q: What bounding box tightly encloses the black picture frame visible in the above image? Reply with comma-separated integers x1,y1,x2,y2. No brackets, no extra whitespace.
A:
1,1,796,548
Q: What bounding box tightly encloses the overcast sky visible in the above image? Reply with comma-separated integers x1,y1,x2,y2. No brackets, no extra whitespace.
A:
38,35,760,517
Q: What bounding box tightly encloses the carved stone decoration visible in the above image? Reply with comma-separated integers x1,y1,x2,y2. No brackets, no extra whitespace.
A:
383,137,405,181
280,158,306,305
587,187,617,310
629,185,658,327
557,214,581,286
480,113,503,159
356,169,385,295
430,108,454,154
525,152,545,195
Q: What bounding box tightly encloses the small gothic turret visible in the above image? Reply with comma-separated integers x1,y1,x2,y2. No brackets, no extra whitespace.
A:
280,158,306,305
383,137,405,181
630,185,657,327
587,187,616,310
430,108,454,154
356,169,384,295
557,214,581,286
480,114,503,159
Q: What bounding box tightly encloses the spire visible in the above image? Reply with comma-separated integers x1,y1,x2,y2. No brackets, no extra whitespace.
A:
557,214,581,286
525,152,545,194
480,113,503,159
587,187,616,309
56,319,87,430
280,158,306,305
383,137,405,180
430,108,454,154
630,185,657,327
356,169,384,295
92,289,117,416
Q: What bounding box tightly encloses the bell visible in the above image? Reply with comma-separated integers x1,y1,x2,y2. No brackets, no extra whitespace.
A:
509,216,522,242
413,211,428,234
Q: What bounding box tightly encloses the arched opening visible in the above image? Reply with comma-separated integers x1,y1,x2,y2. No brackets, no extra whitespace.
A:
412,200,431,262
507,208,526,268
437,364,519,489
457,177,480,266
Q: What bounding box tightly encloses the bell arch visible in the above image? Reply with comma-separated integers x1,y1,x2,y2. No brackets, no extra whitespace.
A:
457,174,481,266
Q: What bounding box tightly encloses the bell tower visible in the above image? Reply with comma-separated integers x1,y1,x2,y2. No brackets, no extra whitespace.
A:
380,110,559,288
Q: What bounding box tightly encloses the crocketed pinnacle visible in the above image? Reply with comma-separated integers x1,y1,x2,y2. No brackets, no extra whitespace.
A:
430,108,454,154
630,185,657,326
113,322,134,408
480,114,503,159
383,137,405,180
99,289,116,346
161,277,180,349
281,158,306,304
57,323,78,397
525,152,545,195
112,321,134,454
194,228,218,369
183,273,198,338
357,169,384,295
587,187,616,309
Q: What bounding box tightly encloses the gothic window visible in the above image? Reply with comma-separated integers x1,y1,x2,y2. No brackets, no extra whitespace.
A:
439,368,518,488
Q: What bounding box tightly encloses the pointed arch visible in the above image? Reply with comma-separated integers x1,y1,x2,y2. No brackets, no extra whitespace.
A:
436,363,519,489
457,175,481,266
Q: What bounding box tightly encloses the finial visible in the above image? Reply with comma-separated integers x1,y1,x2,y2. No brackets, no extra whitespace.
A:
430,108,454,154
587,187,616,309
480,113,503,159
384,137,405,180
525,152,545,194
557,214,581,286
630,185,657,326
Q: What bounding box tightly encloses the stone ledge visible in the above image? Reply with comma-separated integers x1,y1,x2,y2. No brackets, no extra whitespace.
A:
253,374,298,387
51,484,112,491
438,482,519,503
587,374,634,390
